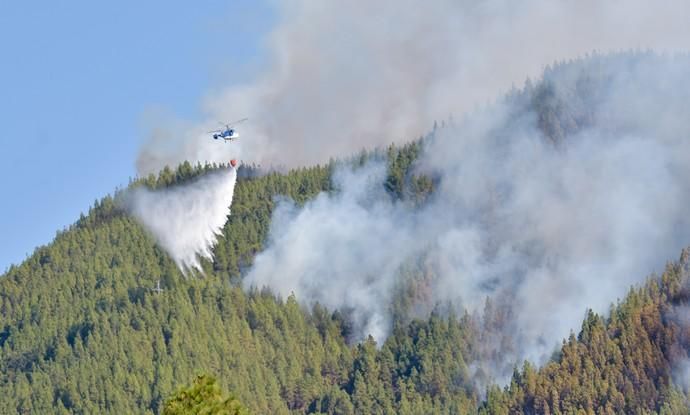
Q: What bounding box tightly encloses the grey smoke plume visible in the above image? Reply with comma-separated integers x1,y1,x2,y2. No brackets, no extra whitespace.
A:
132,0,690,384
137,0,690,175
246,163,419,341
245,54,690,383
673,359,690,395
128,167,237,272
667,254,690,396
671,310,690,395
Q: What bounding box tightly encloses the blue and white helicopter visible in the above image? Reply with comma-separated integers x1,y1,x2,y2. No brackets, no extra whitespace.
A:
208,118,248,142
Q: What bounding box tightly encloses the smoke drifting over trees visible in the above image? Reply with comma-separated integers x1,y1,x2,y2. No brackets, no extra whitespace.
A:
133,0,690,391
246,53,690,382
138,0,690,174
6,1,690,413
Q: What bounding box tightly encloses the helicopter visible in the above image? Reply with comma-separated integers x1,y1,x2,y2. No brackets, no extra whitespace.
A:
208,118,248,142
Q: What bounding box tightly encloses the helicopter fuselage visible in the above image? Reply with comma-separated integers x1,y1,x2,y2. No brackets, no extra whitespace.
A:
213,129,240,141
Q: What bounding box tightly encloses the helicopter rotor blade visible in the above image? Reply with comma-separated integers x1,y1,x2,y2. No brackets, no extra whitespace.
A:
225,117,248,126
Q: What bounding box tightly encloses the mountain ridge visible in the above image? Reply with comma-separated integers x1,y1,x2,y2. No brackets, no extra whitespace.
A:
2,51,690,413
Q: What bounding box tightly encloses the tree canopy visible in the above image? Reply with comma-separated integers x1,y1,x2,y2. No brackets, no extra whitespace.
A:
2,51,690,414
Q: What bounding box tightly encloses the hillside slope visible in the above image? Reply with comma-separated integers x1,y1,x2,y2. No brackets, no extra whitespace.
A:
2,51,690,414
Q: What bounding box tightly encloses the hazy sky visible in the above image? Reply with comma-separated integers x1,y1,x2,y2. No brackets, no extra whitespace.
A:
0,1,274,271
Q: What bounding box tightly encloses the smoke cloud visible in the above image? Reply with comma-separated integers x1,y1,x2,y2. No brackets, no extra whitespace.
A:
666,254,690,395
131,0,690,385
127,167,237,272
246,163,419,341
137,0,690,175
245,54,690,383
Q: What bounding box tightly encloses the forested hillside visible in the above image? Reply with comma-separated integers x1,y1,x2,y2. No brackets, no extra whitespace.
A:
481,250,690,414
2,52,690,414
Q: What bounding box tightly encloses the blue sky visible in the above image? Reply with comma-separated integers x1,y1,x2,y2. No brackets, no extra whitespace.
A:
0,1,274,271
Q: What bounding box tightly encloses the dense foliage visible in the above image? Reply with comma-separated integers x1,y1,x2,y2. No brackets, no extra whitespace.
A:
162,375,249,415
2,52,690,413
481,250,690,414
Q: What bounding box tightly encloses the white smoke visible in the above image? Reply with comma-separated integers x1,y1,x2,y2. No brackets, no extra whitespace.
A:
673,359,690,395
671,309,690,395
130,0,690,384
127,167,237,272
245,54,690,382
137,0,690,175
246,163,420,341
